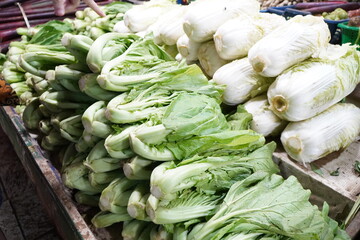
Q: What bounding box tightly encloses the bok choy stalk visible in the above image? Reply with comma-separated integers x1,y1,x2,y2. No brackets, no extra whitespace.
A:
41,129,69,151
86,33,139,73
39,119,53,135
243,95,288,137
38,104,52,118
2,60,19,71
51,110,80,131
104,125,139,159
45,70,66,91
281,103,360,163
22,98,43,130
84,140,123,173
248,15,330,77
2,68,25,83
19,51,76,78
27,74,49,94
123,156,157,180
89,169,123,188
198,41,229,78
78,73,119,101
7,47,25,57
139,224,155,240
88,27,106,40
24,44,68,53
267,44,360,121
82,101,113,138
62,161,105,194
97,38,174,92
60,143,87,172
39,90,95,113
122,219,149,240
123,0,176,33
150,142,277,201
188,172,349,240
183,0,260,43
59,114,84,142
61,33,94,65
213,13,286,61
10,82,31,96
91,210,132,228
147,190,223,224
213,57,275,105
176,34,201,63
19,92,37,106
149,225,173,240
75,130,101,153
52,65,85,92
173,225,188,240
74,191,100,207
99,177,139,213
127,183,151,220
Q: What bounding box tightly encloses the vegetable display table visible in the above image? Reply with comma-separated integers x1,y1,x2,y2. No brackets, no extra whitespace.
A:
0,105,359,239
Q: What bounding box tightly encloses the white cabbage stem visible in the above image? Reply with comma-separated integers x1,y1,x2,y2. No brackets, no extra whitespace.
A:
243,95,288,137
176,34,201,63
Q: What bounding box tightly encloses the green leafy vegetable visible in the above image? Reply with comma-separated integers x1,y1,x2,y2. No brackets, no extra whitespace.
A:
188,172,349,240
151,142,278,201
30,20,74,45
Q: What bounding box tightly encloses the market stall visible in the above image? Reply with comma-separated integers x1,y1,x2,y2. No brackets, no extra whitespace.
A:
0,0,360,239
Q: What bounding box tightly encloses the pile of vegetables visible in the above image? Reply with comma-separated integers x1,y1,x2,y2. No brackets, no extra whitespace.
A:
0,0,115,52
322,7,348,20
0,0,358,239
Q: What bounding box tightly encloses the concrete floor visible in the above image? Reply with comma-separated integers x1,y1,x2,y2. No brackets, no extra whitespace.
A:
0,126,61,240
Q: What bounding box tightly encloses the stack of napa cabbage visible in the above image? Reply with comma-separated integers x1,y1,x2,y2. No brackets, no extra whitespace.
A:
213,14,360,164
